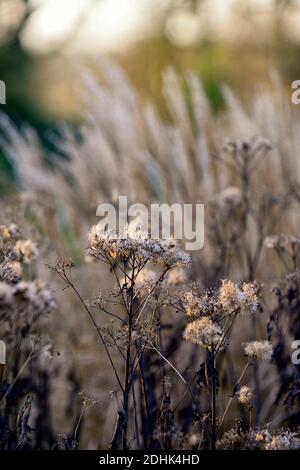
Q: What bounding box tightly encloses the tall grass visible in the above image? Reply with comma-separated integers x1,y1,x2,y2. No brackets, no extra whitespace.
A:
0,60,300,449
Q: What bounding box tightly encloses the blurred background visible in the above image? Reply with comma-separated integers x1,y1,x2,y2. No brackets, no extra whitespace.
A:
1,0,300,126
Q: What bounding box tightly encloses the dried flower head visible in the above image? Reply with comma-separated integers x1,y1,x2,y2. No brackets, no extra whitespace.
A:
219,280,240,312
188,433,200,447
244,340,273,360
78,391,97,408
0,223,20,242
183,317,222,349
14,239,38,264
215,186,242,212
219,280,258,315
12,280,57,313
239,283,259,314
88,223,191,268
181,290,202,319
165,268,187,286
255,431,270,443
237,386,252,404
264,234,300,250
134,268,157,296
265,432,300,450
222,136,272,164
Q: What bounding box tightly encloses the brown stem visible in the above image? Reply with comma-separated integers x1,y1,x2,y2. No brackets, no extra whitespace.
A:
211,349,217,450
121,261,136,449
217,361,250,435
68,281,124,393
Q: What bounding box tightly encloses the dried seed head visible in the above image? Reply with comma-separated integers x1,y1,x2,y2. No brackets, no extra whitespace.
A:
239,283,259,314
182,290,202,319
265,432,300,450
237,386,252,404
219,280,258,315
0,223,20,242
183,317,222,349
215,186,242,212
88,223,191,268
165,268,187,286
264,234,300,250
134,268,157,296
244,340,273,360
219,280,240,312
12,280,57,312
14,239,38,264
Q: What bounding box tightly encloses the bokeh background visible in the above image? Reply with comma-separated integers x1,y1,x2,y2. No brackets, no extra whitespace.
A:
1,0,300,138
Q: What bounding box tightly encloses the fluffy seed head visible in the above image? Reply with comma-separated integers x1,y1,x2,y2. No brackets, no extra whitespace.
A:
88,223,191,268
183,317,222,349
219,280,258,314
182,290,202,318
0,224,20,242
14,239,38,264
265,433,300,450
237,386,252,404
165,268,187,286
134,268,157,296
219,280,240,312
215,186,242,212
244,340,273,360
264,234,300,250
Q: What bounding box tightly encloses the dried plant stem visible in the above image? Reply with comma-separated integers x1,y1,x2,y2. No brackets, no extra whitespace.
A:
217,361,250,434
65,279,124,393
73,404,85,446
121,263,136,449
122,314,133,449
211,349,217,450
0,348,36,404
138,358,152,447
146,340,187,386
131,379,141,449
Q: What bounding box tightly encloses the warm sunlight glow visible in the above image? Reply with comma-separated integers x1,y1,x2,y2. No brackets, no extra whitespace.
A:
19,0,300,54
21,0,87,53
21,0,153,54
